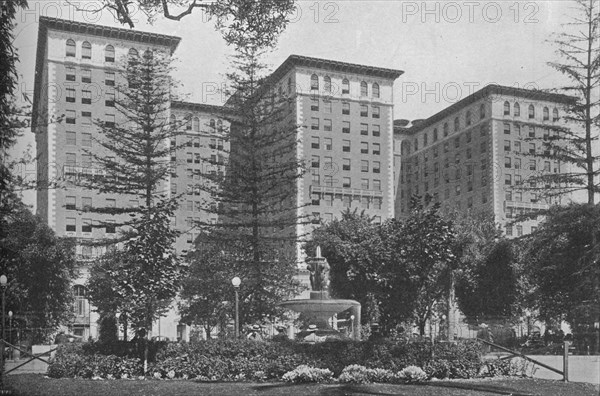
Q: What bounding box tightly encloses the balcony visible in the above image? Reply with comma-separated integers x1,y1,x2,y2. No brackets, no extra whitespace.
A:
310,185,383,198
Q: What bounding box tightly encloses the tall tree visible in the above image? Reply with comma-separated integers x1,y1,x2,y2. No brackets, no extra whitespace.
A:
188,23,304,325
0,205,77,344
307,210,384,324
523,203,600,330
526,0,599,204
379,203,456,335
81,49,185,371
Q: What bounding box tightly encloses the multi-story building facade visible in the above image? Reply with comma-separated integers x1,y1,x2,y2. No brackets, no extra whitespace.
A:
33,18,403,338
264,56,403,264
394,84,575,236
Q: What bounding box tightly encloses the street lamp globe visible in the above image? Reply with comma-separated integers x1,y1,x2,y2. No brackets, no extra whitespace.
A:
231,277,241,288
0,276,6,288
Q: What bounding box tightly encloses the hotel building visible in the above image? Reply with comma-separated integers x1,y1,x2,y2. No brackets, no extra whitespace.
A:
394,85,576,236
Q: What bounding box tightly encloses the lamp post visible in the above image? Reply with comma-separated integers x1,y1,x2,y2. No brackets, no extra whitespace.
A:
231,277,241,339
7,311,12,361
0,274,7,388
350,315,355,336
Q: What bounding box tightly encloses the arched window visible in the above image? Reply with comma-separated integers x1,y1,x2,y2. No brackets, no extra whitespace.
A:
310,74,319,90
74,284,86,297
192,117,200,132
360,81,368,97
454,117,460,132
323,76,331,93
342,78,350,94
128,48,138,57
82,41,91,59
433,128,438,141
514,102,520,116
466,110,472,126
423,132,428,146
543,107,549,121
287,77,292,93
66,39,76,57
528,104,535,119
217,119,223,132
443,122,449,137
210,119,216,129
552,108,559,121
104,45,115,62
372,83,380,98
503,101,510,115
414,139,419,151
480,103,486,119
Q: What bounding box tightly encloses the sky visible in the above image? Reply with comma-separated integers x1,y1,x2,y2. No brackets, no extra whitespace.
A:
11,0,581,208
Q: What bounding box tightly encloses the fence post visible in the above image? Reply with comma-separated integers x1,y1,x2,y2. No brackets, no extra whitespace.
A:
563,340,570,382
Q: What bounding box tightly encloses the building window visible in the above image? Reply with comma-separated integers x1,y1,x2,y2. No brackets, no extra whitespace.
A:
454,137,460,148
373,179,381,191
66,66,76,81
105,114,115,128
503,101,510,115
66,110,76,124
66,131,76,145
360,142,368,154
372,83,380,98
529,143,536,154
504,157,512,168
105,71,114,86
66,196,76,210
343,196,351,208
361,196,370,209
361,160,369,172
414,139,418,151
454,117,459,132
342,158,351,171
373,197,382,210
323,75,332,93
423,133,428,146
342,140,351,152
372,143,380,155
105,91,115,107
372,161,380,173
503,123,511,134
311,117,319,130
528,104,535,119
480,103,486,119
82,89,92,105
372,106,380,118
311,155,320,168
529,159,536,170
323,99,332,113
324,138,332,150
514,158,521,169
82,69,92,83
323,119,332,132
65,87,75,103
516,225,523,237
504,140,511,151
311,74,319,90
511,102,519,116
104,44,115,62
311,98,319,111
192,117,200,132
342,102,350,115
466,110,472,126
343,121,351,134
433,128,438,142
552,108,559,121
357,123,367,136
342,78,350,94
66,217,76,232
81,41,92,59
360,81,368,96
443,122,449,136
505,174,512,185
311,136,319,149
106,221,116,234
372,125,380,137
361,178,369,190
342,177,351,188
65,39,76,57
360,104,368,117
82,218,92,233
543,106,549,121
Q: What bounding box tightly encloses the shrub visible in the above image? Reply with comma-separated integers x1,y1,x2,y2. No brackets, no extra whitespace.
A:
338,364,396,384
483,357,535,378
397,365,428,383
282,365,333,383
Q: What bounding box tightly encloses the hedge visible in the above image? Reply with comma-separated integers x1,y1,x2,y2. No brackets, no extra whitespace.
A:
48,338,484,381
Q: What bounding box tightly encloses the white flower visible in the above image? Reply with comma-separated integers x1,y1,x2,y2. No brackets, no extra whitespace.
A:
153,372,162,379
167,370,176,379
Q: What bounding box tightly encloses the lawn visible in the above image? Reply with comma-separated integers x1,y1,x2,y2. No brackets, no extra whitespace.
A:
5,375,600,396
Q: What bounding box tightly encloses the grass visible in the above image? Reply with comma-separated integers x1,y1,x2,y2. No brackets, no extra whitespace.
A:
5,374,600,396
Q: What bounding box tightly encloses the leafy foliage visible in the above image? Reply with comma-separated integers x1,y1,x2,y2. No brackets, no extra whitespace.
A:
0,206,77,344
522,203,600,328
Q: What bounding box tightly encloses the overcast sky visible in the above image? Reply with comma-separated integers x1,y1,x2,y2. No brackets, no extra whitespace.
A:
12,0,580,207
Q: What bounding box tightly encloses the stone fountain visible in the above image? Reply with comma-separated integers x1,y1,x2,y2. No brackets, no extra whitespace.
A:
279,246,361,339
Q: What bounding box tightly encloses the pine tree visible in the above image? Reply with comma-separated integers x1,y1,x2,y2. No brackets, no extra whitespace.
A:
81,49,185,370
186,42,305,326
525,0,599,204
